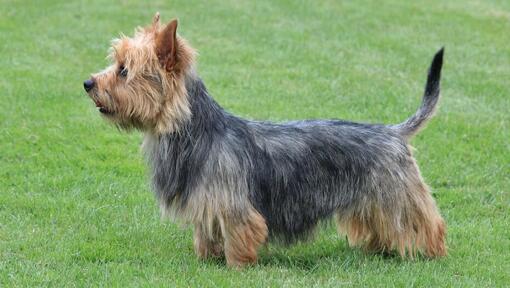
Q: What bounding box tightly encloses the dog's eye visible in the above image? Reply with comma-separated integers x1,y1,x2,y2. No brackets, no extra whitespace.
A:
119,65,128,77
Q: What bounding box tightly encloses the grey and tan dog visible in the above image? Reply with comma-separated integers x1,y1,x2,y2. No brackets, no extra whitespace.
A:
84,13,446,267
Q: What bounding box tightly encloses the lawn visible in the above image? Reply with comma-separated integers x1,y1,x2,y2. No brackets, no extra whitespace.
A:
1,0,509,286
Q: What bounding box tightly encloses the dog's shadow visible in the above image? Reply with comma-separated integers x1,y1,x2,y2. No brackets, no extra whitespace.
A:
258,243,404,271
202,240,407,271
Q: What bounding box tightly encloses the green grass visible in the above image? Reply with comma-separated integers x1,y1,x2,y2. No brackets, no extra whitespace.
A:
1,0,509,286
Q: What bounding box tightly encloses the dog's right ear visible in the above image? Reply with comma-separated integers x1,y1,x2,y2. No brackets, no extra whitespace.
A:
155,19,178,71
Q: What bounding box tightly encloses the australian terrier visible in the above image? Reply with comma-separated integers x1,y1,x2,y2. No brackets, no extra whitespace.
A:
84,13,446,267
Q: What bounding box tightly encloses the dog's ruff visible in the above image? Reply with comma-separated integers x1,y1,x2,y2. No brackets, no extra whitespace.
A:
84,13,447,267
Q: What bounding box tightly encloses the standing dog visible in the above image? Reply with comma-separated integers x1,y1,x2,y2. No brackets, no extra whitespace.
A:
84,13,446,267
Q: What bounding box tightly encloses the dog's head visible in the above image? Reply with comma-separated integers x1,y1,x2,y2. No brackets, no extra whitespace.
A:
83,13,195,133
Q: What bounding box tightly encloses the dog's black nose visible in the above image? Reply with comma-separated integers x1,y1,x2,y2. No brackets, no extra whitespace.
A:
83,79,95,92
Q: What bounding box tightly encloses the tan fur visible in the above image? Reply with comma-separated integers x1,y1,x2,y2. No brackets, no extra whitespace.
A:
192,208,268,267
222,209,268,267
87,16,196,134
190,206,268,267
194,221,224,259
337,157,447,258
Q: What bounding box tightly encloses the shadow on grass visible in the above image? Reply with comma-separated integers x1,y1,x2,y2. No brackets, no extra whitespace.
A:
196,240,412,271
257,244,407,271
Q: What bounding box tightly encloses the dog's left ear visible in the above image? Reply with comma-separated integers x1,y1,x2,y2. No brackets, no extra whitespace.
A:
155,19,178,71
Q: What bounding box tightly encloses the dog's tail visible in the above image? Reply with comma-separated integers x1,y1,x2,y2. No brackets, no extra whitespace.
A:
391,48,444,139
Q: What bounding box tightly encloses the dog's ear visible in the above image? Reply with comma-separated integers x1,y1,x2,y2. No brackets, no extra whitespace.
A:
155,19,178,71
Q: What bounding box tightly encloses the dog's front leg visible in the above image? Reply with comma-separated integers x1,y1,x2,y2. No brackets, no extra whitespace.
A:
221,209,268,268
193,222,224,259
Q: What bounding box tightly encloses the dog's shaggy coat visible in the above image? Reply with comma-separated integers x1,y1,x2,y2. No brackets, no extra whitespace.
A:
85,14,447,266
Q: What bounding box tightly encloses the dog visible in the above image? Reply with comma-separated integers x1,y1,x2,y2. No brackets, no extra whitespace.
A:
84,13,446,267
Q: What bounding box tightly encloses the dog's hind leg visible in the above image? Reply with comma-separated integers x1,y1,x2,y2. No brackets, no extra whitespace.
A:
336,205,398,255
337,165,446,258
405,178,447,258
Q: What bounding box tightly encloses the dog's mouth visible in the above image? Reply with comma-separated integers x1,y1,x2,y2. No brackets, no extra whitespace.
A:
93,98,114,115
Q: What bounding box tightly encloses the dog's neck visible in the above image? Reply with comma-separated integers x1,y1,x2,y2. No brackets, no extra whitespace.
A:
142,73,231,208
183,73,229,133
145,72,228,138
